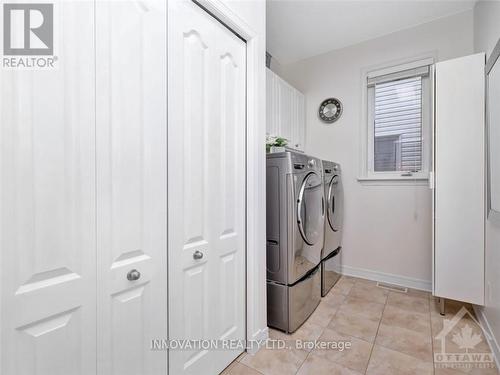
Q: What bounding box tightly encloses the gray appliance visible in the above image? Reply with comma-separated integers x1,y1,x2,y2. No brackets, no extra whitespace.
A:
321,161,344,297
266,151,324,333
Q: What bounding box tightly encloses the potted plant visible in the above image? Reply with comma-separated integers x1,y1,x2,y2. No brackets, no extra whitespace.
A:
266,135,288,153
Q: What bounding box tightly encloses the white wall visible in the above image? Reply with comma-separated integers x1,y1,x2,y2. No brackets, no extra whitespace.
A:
269,57,287,77
219,0,268,346
278,10,474,288
474,1,500,57
474,0,500,361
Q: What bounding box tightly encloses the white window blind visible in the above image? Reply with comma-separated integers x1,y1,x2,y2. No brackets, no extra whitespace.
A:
373,76,423,172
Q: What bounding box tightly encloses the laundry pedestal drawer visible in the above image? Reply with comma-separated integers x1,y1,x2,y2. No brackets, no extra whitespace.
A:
267,265,321,333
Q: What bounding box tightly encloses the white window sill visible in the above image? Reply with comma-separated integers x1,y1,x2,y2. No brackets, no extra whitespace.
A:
357,175,430,186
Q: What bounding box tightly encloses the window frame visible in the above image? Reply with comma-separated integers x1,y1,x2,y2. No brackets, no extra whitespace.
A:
359,56,435,183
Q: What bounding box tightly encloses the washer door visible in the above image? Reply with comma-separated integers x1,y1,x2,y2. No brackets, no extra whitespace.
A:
297,172,324,246
327,175,343,232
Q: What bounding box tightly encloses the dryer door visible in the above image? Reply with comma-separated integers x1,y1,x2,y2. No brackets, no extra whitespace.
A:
327,175,343,232
297,172,324,246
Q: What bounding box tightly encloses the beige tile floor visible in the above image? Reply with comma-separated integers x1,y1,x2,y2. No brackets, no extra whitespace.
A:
222,276,499,375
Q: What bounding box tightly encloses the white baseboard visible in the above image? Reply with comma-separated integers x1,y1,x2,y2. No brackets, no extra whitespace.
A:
246,327,269,355
340,265,432,292
473,305,500,370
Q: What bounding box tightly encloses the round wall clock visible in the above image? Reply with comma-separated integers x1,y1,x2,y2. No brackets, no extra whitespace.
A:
318,98,343,123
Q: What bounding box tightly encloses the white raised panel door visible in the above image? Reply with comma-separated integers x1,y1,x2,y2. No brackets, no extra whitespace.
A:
434,53,485,305
168,1,246,374
96,1,168,374
0,2,96,375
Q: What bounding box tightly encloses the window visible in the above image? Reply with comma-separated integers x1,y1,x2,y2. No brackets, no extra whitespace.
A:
374,77,422,172
363,58,433,181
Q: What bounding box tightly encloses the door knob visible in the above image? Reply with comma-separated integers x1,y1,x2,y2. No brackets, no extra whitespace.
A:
127,269,141,281
193,250,204,260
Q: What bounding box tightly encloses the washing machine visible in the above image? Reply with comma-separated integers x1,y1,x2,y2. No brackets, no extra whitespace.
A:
321,160,344,297
266,151,324,333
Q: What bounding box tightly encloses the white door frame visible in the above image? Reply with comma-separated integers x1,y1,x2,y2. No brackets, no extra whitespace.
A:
167,0,268,359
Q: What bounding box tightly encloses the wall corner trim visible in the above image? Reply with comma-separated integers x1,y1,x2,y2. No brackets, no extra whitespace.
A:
473,305,500,370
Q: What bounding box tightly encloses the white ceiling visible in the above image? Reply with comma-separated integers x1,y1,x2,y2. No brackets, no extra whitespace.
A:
267,0,476,65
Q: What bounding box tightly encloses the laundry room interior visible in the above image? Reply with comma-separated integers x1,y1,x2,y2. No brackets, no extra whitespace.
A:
255,0,500,373
1,0,500,375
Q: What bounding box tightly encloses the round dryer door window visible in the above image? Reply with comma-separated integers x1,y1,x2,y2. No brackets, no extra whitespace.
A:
297,172,324,246
327,175,343,232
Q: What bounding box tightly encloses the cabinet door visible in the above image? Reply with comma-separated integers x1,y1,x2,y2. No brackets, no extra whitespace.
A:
289,89,298,149
297,93,306,151
168,1,246,374
0,2,96,375
96,1,168,374
434,53,485,305
278,79,293,143
266,68,279,136
266,69,305,150
291,91,305,151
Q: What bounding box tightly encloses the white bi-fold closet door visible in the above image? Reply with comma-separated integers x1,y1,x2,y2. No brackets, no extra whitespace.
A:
168,1,247,375
0,2,97,374
0,1,168,375
95,0,168,374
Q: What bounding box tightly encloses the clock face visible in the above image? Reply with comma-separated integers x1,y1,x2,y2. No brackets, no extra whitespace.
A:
319,98,342,123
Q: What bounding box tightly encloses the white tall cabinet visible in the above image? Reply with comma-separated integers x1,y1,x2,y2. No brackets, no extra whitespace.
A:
266,68,305,151
433,53,485,305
